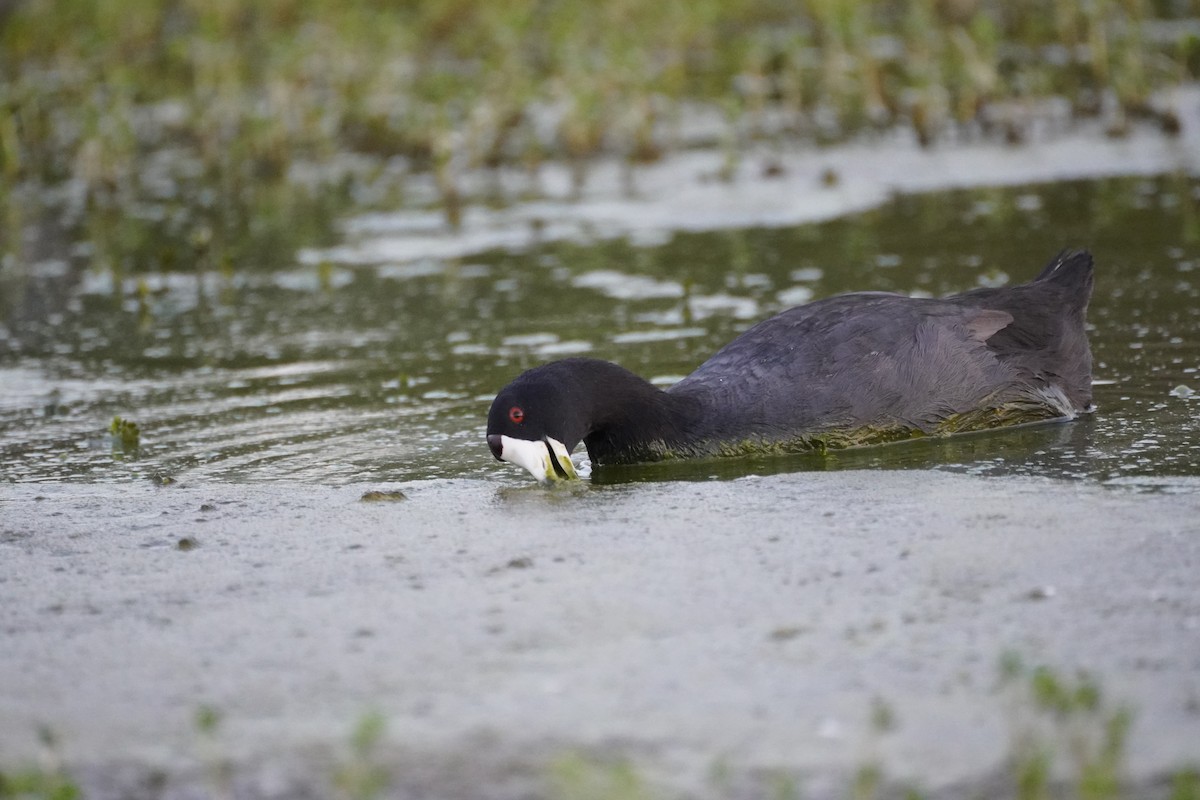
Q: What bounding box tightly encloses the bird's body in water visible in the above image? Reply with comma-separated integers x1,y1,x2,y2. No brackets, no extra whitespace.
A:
487,250,1094,481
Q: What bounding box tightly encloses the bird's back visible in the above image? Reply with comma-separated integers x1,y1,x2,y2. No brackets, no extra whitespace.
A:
668,251,1094,448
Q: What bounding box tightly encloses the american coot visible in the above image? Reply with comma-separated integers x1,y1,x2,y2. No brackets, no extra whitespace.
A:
487,250,1094,481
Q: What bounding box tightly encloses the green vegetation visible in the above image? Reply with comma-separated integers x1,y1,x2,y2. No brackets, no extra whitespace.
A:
549,753,650,800
194,704,234,800
542,658,1195,800
1,663,1199,799
333,712,390,800
1174,770,1200,800
1000,653,1140,800
0,769,80,800
0,728,80,800
108,415,140,451
1,0,1197,274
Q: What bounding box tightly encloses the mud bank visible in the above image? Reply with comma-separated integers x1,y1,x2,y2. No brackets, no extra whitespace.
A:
2,471,1199,798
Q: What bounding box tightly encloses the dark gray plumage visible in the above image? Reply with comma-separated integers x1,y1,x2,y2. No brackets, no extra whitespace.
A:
487,250,1094,469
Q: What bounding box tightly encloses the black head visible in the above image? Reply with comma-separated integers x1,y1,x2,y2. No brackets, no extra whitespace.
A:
485,358,677,480
487,371,581,445
486,363,590,481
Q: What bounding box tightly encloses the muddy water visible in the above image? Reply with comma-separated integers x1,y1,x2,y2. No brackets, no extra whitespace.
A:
3,174,1198,487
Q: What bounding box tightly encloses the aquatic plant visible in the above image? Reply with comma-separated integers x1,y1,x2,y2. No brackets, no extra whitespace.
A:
0,766,80,800
1174,770,1200,800
0,0,1195,276
333,712,390,800
549,752,650,800
194,704,233,800
1,657,1198,799
999,652,1139,800
109,415,140,451
0,728,80,800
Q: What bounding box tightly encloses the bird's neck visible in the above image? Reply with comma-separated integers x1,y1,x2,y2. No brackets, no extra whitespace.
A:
573,362,698,465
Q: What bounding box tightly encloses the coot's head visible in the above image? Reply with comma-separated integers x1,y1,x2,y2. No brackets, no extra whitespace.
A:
486,365,582,482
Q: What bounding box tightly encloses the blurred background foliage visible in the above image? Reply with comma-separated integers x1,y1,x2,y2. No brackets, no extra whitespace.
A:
1,0,1199,274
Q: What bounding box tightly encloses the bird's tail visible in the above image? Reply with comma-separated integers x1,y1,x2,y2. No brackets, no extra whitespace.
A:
1035,249,1094,297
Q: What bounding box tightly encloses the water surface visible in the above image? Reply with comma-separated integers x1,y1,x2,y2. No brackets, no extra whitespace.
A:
2,174,1198,487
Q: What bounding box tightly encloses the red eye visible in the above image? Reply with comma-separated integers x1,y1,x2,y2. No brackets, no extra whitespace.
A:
508,406,525,424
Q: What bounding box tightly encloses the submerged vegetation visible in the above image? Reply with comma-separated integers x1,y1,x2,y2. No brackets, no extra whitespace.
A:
1,0,1198,275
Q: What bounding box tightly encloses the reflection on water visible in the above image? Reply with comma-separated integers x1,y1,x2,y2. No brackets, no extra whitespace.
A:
1,175,1198,486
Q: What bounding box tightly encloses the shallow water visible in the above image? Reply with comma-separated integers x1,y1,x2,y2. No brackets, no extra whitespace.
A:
2,174,1199,487
3,170,1200,800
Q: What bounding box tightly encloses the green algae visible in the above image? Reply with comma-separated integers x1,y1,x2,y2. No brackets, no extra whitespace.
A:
108,416,140,451
621,401,1071,468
